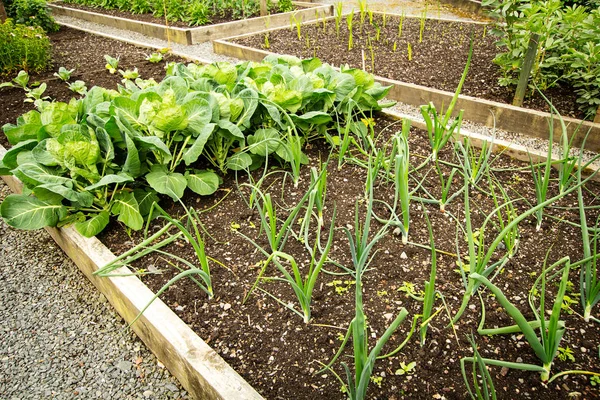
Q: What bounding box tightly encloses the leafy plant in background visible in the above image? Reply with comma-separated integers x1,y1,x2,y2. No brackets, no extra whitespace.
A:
483,0,600,118
0,70,49,104
11,0,59,32
0,20,51,74
68,80,88,95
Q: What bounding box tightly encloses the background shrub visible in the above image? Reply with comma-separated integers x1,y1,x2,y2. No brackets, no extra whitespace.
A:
0,19,51,74
10,0,59,32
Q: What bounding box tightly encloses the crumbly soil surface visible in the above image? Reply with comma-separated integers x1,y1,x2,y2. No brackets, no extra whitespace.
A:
99,117,600,400
53,1,296,28
0,26,186,148
2,25,599,400
233,14,584,120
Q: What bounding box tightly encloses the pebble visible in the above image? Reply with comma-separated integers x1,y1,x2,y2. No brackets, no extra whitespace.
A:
0,182,187,399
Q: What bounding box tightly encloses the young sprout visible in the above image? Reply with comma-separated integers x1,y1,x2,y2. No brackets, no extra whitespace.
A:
375,24,381,41
407,42,412,61
291,14,302,39
382,11,387,28
264,16,271,49
145,52,164,63
393,41,397,52
368,9,373,25
347,12,354,50
53,67,75,82
419,9,426,43
358,0,367,32
119,67,140,80
68,80,87,95
398,11,405,38
334,1,343,37
104,55,119,74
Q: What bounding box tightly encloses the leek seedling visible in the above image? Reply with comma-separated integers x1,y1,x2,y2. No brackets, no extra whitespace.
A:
382,11,387,28
358,0,367,32
398,11,405,38
367,9,373,25
488,172,519,257
372,120,411,244
437,164,458,212
470,256,572,382
298,163,328,249
456,136,494,186
393,41,397,52
375,24,380,41
421,37,472,161
529,106,554,231
578,165,600,322
319,163,409,399
420,206,437,346
419,9,426,43
347,12,354,50
407,43,412,61
292,14,301,39
263,17,271,49
335,2,343,37
96,202,214,299
452,163,600,323
244,210,337,324
461,335,497,400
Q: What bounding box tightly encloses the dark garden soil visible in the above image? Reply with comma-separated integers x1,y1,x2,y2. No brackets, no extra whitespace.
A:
233,14,584,120
97,114,600,400
2,25,600,400
53,1,298,28
0,26,186,149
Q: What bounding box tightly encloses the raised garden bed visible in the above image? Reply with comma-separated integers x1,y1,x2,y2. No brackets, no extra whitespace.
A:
2,24,600,400
213,12,600,153
49,1,333,45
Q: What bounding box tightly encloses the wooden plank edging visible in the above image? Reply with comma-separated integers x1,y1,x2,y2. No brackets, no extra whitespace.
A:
0,145,264,400
211,13,600,153
49,2,333,45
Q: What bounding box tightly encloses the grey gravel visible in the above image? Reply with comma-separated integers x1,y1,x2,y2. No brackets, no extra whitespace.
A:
0,181,188,399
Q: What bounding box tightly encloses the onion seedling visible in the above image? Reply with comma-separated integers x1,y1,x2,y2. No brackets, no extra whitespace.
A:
420,205,437,346
419,9,426,43
347,12,354,50
358,0,367,33
456,136,494,186
298,163,328,249
407,42,412,61
398,11,405,38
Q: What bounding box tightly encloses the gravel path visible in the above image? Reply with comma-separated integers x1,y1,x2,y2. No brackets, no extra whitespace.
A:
0,181,188,399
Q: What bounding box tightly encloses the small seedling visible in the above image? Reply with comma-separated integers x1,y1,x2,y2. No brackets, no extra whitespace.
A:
68,80,87,95
407,43,413,61
395,361,416,376
53,67,75,82
557,347,575,362
104,55,119,74
370,376,383,388
145,52,164,63
119,67,140,80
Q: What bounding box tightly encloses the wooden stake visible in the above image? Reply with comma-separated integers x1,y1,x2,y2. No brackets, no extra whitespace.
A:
0,1,7,23
512,33,540,107
260,0,267,16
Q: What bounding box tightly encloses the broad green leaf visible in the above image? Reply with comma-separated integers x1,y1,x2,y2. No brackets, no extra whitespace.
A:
157,76,188,101
74,211,110,237
13,163,72,187
291,111,332,125
217,119,244,141
247,128,280,156
133,136,172,161
185,170,219,196
133,189,159,216
183,98,212,134
113,96,142,129
112,192,143,230
302,58,322,73
0,194,66,230
35,183,94,207
85,173,134,190
2,139,37,169
182,123,216,165
122,134,141,177
145,165,187,200
226,152,252,171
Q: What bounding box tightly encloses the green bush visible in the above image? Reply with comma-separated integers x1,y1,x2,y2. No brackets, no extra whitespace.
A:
0,19,51,74
11,0,59,32
483,0,600,118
